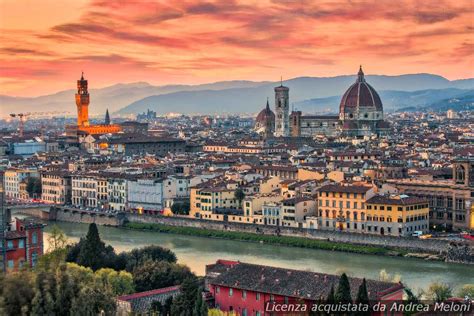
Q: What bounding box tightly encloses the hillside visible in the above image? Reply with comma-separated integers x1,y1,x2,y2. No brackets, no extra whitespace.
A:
1,73,472,117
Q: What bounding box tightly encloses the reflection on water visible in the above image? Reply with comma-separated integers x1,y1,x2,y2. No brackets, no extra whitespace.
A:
44,221,473,291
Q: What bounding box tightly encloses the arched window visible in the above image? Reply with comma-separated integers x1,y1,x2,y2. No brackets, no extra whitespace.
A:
456,165,465,184
32,232,38,245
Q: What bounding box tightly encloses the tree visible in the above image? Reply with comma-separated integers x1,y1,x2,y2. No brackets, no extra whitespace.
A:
379,269,401,283
151,296,173,315
171,202,191,215
456,284,474,299
47,225,68,252
326,284,335,304
76,223,115,271
170,277,199,316
115,245,177,272
356,278,369,304
31,271,56,316
426,282,453,302
70,286,116,316
133,260,194,292
403,287,423,316
355,278,370,316
335,273,352,303
95,268,134,296
56,266,78,316
234,188,245,204
0,271,35,315
26,177,42,198
193,287,207,316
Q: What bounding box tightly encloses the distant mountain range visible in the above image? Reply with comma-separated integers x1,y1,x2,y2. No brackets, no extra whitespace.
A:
1,74,472,117
397,91,474,112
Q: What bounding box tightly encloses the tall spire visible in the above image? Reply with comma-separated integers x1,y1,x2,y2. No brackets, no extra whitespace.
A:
81,71,84,80
105,108,110,125
357,65,365,82
266,97,270,110
280,76,283,86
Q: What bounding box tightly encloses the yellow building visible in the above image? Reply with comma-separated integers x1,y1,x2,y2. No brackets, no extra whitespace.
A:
317,184,375,232
365,195,429,237
190,182,240,220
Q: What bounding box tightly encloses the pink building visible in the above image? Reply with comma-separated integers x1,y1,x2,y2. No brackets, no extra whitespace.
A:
206,260,404,316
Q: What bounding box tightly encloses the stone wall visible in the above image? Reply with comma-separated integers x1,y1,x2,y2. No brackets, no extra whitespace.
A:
445,242,474,264
10,206,51,220
50,207,122,226
126,214,453,254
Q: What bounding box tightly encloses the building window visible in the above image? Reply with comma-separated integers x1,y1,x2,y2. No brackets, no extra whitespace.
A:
7,240,13,249
7,260,14,270
216,286,220,294
256,312,261,316
242,309,247,316
19,239,24,248
256,292,260,301
229,288,233,297
32,252,38,267
242,290,247,299
32,232,38,245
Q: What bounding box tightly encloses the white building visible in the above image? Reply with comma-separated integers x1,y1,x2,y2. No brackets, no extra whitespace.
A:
71,174,98,208
4,168,39,199
127,178,163,212
108,177,128,211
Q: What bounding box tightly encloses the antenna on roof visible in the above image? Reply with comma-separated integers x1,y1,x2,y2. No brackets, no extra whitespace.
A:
280,76,283,86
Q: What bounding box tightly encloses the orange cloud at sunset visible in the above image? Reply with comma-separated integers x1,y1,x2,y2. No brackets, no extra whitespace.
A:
0,0,472,96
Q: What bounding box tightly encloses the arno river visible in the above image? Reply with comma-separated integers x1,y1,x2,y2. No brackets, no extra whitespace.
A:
44,221,473,291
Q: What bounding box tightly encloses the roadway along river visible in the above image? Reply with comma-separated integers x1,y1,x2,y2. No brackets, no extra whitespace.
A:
44,221,473,292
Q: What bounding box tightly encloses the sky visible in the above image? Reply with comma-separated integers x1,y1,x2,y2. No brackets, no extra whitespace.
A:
0,0,472,97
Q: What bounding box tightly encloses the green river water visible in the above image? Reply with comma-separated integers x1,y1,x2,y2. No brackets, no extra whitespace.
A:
44,221,473,292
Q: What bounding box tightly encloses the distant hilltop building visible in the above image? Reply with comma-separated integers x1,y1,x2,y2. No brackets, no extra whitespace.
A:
67,73,122,136
447,109,457,119
137,109,157,121
261,66,390,138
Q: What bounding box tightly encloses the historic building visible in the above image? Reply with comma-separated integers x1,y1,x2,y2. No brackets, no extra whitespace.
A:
339,66,389,136
5,218,44,271
287,67,389,138
67,73,122,136
254,99,275,138
206,260,404,315
274,81,290,137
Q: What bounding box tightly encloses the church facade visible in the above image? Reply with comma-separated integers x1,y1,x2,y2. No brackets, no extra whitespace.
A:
255,67,390,138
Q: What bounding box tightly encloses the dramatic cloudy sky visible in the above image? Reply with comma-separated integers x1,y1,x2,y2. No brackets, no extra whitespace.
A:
0,0,472,96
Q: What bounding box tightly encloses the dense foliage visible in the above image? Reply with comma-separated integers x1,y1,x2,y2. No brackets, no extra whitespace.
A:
26,177,42,198
0,223,204,316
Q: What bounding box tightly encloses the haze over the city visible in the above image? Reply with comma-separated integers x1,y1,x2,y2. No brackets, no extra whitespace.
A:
1,0,473,97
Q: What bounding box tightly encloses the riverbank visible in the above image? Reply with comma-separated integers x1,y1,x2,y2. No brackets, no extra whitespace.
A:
124,222,409,257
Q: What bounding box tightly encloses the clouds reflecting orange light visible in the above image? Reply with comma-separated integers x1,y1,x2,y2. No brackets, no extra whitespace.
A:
0,0,472,96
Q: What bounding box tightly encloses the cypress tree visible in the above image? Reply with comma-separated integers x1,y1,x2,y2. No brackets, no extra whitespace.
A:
355,278,370,316
77,223,107,270
335,273,352,304
326,284,335,304
356,278,369,304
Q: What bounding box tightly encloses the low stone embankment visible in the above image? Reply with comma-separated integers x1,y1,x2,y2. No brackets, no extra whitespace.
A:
126,214,450,254
22,207,474,264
